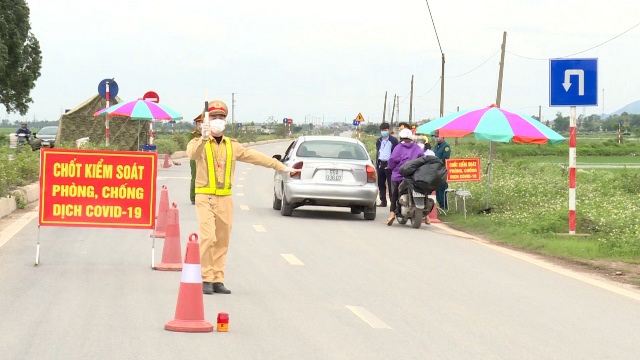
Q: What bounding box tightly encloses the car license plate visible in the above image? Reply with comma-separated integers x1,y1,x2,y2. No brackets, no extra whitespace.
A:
325,169,343,182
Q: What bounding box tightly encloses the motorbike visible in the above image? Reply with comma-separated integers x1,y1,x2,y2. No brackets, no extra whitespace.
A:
395,179,435,229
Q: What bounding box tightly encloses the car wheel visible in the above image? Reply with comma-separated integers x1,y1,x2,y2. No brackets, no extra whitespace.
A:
411,209,422,229
350,206,361,214
272,191,281,210
363,206,376,220
280,192,293,216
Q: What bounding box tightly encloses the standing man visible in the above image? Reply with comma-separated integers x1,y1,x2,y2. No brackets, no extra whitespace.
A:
433,131,451,210
375,123,398,207
187,100,298,295
189,115,203,205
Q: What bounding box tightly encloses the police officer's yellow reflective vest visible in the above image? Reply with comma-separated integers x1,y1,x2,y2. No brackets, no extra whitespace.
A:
195,138,233,195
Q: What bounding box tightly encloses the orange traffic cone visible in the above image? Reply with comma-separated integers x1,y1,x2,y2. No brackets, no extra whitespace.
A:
163,153,171,168
152,185,170,238
165,233,213,333
155,203,183,271
428,191,441,223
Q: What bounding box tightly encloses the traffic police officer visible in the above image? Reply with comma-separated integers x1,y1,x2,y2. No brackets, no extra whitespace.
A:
187,100,298,295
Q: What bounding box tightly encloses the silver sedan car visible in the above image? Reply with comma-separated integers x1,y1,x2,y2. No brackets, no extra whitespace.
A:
272,136,379,220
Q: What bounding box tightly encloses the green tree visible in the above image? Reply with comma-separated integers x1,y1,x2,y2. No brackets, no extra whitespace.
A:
552,112,569,132
0,0,42,115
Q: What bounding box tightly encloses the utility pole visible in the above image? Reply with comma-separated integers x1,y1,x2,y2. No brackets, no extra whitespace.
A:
538,105,542,149
231,92,236,129
382,91,387,123
440,54,445,117
486,30,507,210
409,75,414,125
390,94,396,128
395,95,400,125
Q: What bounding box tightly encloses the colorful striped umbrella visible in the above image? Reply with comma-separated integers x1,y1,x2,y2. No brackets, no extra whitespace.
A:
94,99,183,121
416,105,565,144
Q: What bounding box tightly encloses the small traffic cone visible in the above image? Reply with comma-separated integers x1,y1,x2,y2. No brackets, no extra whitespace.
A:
165,233,213,333
151,185,170,238
155,203,183,271
428,191,441,223
163,153,171,168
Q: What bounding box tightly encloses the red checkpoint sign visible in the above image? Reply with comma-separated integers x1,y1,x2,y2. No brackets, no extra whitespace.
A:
143,91,160,103
38,149,158,229
287,118,293,124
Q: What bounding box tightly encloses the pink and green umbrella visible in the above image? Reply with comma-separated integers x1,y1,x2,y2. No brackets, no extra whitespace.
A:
416,104,565,144
94,99,183,120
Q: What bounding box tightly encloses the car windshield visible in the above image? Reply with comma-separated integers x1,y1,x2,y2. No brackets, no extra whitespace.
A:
38,127,57,135
296,140,369,160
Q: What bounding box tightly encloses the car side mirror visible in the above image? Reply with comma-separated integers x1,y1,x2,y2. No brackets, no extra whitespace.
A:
272,154,282,161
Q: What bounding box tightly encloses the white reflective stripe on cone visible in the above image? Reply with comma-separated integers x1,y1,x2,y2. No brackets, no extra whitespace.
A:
181,264,203,283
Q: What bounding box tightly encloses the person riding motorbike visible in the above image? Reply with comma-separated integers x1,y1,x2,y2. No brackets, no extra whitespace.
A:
16,122,32,145
386,128,424,225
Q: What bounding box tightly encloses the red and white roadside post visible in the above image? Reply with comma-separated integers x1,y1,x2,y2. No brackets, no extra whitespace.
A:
569,106,577,235
105,81,110,147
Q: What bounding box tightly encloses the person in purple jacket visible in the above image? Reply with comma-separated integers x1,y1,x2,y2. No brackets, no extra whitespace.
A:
386,128,425,225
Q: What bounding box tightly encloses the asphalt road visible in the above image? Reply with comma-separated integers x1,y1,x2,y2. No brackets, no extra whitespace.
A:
1,141,640,359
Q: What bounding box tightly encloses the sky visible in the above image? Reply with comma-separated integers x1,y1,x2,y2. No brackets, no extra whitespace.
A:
8,0,640,126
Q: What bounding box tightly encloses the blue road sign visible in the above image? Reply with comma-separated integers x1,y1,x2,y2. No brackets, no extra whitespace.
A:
98,79,119,100
549,58,597,106
352,120,359,126
283,118,288,123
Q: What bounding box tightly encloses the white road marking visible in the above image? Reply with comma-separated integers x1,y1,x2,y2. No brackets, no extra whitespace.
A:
236,193,244,197
240,205,250,211
281,254,304,265
241,172,247,175
434,224,640,302
236,184,244,188
346,305,392,329
239,177,245,181
0,208,38,249
252,225,266,232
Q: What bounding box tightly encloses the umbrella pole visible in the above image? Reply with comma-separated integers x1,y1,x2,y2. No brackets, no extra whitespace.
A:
485,160,492,210
137,121,141,151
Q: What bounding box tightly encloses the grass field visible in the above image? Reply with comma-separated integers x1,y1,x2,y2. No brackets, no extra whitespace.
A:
359,134,640,285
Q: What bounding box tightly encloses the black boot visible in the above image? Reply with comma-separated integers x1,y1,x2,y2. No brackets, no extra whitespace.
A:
213,282,231,294
202,282,214,295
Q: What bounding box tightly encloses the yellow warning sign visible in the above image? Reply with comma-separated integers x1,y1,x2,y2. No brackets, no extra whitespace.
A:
355,113,365,122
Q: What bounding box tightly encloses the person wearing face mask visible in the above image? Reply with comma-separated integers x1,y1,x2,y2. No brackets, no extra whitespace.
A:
187,100,299,295
375,123,398,207
416,136,435,156
385,128,425,225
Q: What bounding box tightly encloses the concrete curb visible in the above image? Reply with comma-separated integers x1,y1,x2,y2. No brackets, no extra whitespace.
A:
0,183,39,219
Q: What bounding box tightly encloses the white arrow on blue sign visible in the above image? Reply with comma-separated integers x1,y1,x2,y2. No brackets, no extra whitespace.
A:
549,58,598,106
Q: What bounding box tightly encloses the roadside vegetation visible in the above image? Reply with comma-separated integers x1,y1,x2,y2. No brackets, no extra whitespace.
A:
360,133,640,285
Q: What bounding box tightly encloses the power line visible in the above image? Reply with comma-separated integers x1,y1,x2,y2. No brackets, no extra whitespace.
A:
425,0,443,55
446,49,501,78
507,21,640,60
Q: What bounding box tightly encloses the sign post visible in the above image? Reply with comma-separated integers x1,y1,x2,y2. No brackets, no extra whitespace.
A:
550,58,598,235
98,79,119,147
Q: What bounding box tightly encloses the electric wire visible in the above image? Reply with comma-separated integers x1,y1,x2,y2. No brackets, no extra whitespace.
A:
507,21,640,60
425,0,443,55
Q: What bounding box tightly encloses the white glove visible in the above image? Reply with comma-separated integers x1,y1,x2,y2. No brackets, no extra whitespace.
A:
200,121,211,138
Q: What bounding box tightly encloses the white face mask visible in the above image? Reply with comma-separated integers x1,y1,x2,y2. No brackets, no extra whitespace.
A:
417,143,425,150
210,119,226,134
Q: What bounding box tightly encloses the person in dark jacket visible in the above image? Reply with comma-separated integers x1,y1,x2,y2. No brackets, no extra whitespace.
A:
386,128,424,225
375,123,398,207
433,131,451,210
